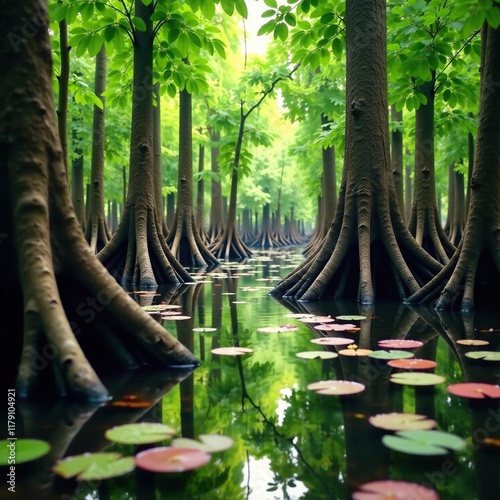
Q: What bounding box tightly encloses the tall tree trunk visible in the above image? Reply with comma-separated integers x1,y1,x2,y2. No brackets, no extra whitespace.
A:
166,88,218,267
85,46,110,253
391,106,404,216
408,76,455,263
195,134,208,241
409,23,500,310
57,17,69,173
207,128,224,242
0,0,197,401
97,0,192,288
273,0,441,303
321,114,337,231
71,126,85,231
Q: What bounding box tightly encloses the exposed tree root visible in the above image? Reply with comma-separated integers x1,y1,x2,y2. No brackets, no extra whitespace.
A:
210,226,254,261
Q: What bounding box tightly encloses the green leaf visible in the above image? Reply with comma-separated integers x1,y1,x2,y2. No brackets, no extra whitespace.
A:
171,434,234,453
465,351,500,361
132,16,147,32
258,19,276,36
264,0,278,7
54,452,122,479
142,0,153,5
105,423,176,445
77,457,135,481
200,1,216,19
0,439,50,465
235,0,248,18
369,350,414,360
390,372,446,386
331,37,343,57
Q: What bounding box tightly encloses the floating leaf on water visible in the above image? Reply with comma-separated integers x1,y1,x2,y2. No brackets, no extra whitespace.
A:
387,358,437,369
382,429,466,456
368,350,415,360
338,348,373,357
368,413,437,431
78,457,135,481
284,313,316,319
465,351,500,361
0,439,50,465
105,423,176,445
378,339,424,349
307,380,365,395
211,347,253,356
54,452,124,479
456,339,489,346
315,323,358,332
310,337,354,346
447,382,500,399
171,434,234,453
336,315,367,321
162,315,191,320
232,301,247,304
257,325,298,333
192,327,217,332
296,351,339,360
352,480,439,500
299,316,335,323
390,372,446,386
135,447,211,473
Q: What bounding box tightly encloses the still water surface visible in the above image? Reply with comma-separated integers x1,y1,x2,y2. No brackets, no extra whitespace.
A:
9,250,500,500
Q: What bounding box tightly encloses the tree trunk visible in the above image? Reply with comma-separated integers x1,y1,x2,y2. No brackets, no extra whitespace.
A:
207,128,224,242
57,17,69,173
166,88,218,267
71,127,85,231
252,204,279,249
408,23,500,310
85,46,110,253
195,135,208,241
407,76,455,263
321,114,337,231
97,0,193,288
391,106,404,216
273,0,441,303
0,0,198,401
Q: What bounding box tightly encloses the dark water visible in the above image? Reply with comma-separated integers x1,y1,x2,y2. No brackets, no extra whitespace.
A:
4,250,500,500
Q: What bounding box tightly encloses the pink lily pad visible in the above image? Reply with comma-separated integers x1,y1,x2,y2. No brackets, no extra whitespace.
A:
310,337,355,346
368,413,437,431
257,325,299,333
135,447,211,473
387,358,437,369
378,339,423,349
447,383,500,399
307,380,365,395
352,480,439,499
456,339,489,346
284,313,316,319
211,347,253,356
314,323,358,332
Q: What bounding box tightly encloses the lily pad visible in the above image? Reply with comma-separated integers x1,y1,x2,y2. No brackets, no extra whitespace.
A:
257,325,298,333
336,315,367,321
307,380,365,395
390,372,446,386
171,434,234,453
447,382,500,399
378,339,423,349
368,350,414,360
211,347,253,356
0,439,50,465
161,315,191,320
465,351,500,361
310,337,355,346
284,313,316,318
296,351,339,360
105,423,176,445
54,452,133,480
315,323,358,332
368,413,437,431
192,327,217,332
135,447,211,473
352,480,439,500
299,316,335,323
387,358,437,370
338,348,373,356
382,430,466,456
456,339,489,346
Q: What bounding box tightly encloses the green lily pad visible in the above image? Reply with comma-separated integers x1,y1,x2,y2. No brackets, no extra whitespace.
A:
54,452,123,479
192,327,217,332
368,350,414,360
465,351,500,361
105,423,176,445
77,457,135,481
390,372,446,386
336,315,367,321
296,351,339,360
0,439,50,465
382,430,466,456
171,434,234,453
307,380,365,395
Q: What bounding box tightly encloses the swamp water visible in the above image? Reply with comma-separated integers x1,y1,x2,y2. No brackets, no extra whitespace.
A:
5,249,500,500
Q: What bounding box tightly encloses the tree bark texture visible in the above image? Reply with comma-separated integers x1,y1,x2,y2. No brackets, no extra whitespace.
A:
391,106,404,216
273,0,442,303
0,0,198,400
207,128,225,242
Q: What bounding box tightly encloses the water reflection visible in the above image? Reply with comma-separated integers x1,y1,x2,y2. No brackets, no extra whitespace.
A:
7,250,500,499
